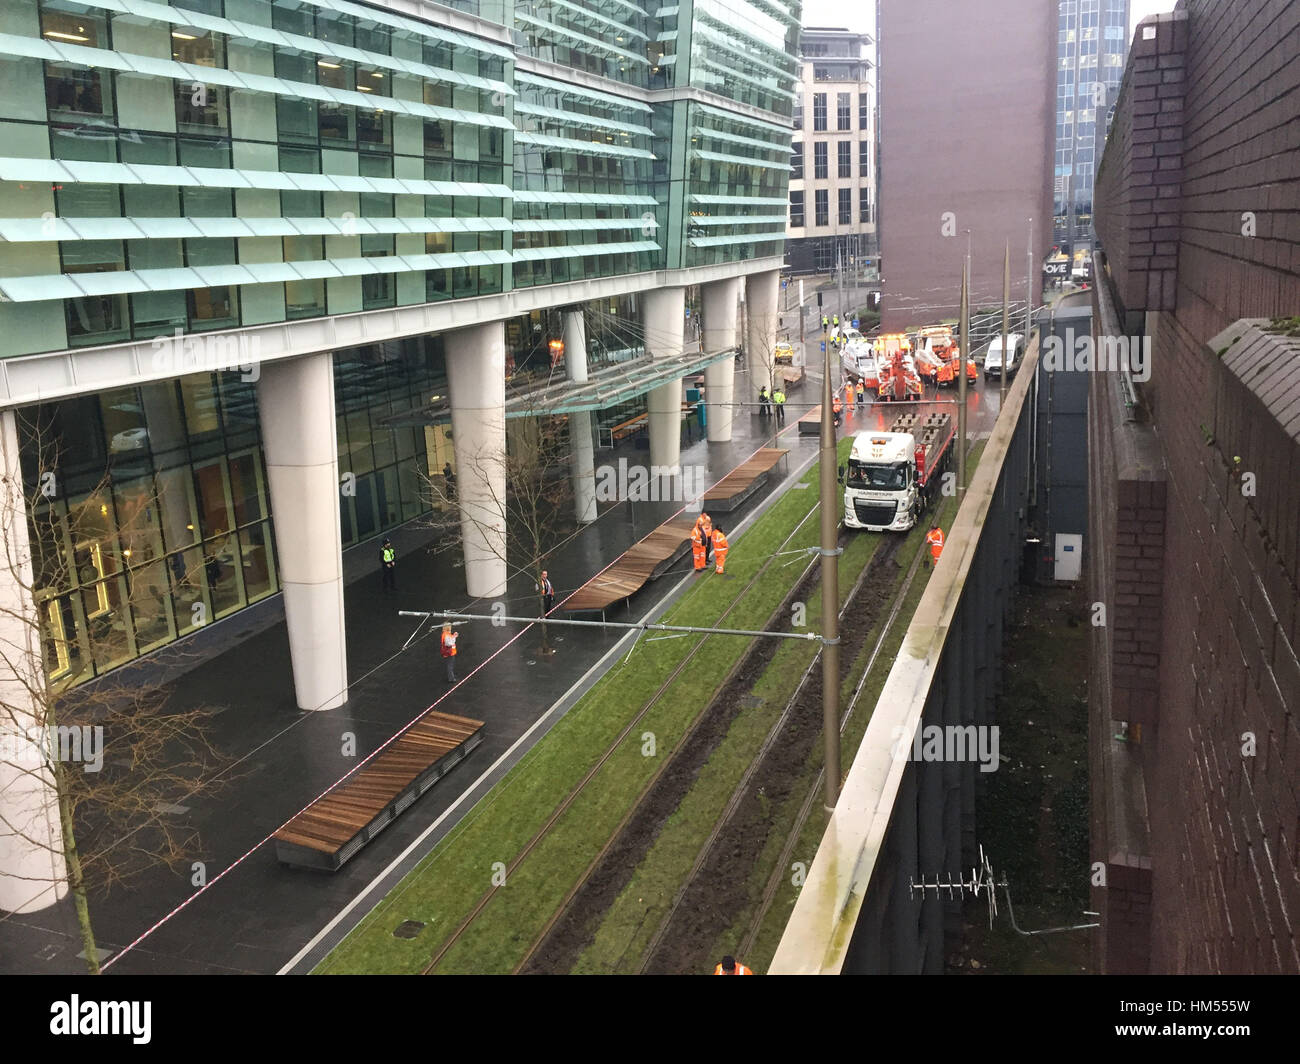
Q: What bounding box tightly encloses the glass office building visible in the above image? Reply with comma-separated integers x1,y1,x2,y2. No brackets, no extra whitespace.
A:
1054,0,1130,250
0,0,799,684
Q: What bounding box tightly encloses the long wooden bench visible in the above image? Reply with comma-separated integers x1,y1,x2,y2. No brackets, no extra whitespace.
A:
563,516,696,612
703,448,788,512
601,413,649,448
274,711,484,871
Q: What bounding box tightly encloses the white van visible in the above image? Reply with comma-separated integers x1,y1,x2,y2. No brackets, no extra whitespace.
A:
984,333,1023,378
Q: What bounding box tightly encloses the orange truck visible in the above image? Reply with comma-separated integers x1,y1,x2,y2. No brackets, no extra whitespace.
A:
874,334,922,402
916,325,977,386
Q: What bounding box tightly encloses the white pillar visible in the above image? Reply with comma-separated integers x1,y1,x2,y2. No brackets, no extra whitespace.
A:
745,269,781,395
445,322,508,598
702,277,740,443
0,409,68,913
642,287,685,472
564,310,597,524
257,353,348,712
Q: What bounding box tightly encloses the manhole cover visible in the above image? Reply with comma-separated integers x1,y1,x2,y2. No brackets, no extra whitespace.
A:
393,920,425,939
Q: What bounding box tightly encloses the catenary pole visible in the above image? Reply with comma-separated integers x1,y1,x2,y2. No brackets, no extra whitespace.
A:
819,321,842,810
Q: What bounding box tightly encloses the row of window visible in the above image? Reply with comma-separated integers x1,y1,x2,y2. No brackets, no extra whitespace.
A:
797,91,870,132
791,140,871,181
789,188,874,229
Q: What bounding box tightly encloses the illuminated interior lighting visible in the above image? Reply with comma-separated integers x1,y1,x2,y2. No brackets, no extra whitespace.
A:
370,71,384,78
358,84,373,91
44,30,90,42
317,60,341,69
171,31,198,41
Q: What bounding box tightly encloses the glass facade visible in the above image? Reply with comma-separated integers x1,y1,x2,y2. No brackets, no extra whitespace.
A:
1054,0,1130,248
0,0,514,356
19,341,442,686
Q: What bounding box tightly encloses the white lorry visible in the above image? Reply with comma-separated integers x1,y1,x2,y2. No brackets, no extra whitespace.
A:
843,413,954,532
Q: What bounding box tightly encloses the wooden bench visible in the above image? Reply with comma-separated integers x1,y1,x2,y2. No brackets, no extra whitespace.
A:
564,516,696,612
703,448,788,512
274,711,484,871
601,413,649,448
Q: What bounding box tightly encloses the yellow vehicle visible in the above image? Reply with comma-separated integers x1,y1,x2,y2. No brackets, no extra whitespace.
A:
774,340,795,364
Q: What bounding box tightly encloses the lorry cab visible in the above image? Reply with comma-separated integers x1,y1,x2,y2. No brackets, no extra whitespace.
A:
843,431,920,531
984,333,1024,378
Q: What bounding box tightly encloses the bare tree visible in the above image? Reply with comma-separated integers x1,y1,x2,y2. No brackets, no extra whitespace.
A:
0,412,226,973
422,368,577,656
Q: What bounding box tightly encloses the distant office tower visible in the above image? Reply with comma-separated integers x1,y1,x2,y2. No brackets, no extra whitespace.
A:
785,26,877,275
1053,0,1131,259
878,0,1056,329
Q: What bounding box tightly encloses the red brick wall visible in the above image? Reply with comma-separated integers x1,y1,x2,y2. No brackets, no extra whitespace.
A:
1094,11,1188,314
1093,0,1300,974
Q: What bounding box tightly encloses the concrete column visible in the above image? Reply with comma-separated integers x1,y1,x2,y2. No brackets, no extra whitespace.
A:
564,310,597,524
258,353,348,711
642,287,685,472
445,321,508,598
702,277,740,443
745,269,781,395
0,409,68,912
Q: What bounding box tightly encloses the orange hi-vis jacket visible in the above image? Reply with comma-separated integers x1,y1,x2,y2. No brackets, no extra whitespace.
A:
714,961,753,974
441,630,458,657
926,527,945,560
697,514,713,538
712,529,729,572
691,526,707,567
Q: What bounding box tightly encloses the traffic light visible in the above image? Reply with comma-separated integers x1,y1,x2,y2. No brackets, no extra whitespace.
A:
817,291,823,308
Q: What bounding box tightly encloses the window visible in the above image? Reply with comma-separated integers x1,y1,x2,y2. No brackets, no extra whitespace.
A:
790,190,804,228
858,92,870,130
791,142,803,180
838,141,851,178
860,140,870,178
812,93,827,131
838,188,851,225
814,142,827,179
860,188,873,224
836,93,851,131
814,189,828,227
792,97,803,131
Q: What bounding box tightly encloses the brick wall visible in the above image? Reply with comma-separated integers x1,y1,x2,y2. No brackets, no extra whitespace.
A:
1093,11,1188,316
1092,0,1300,974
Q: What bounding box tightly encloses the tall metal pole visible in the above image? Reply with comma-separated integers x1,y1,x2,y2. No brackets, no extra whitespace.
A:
819,330,841,810
957,262,969,496
837,242,846,327
1026,217,1034,345
1000,240,1010,400
790,278,800,369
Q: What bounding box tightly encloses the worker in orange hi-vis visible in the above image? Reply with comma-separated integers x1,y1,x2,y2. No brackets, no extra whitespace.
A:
696,511,713,566
925,523,945,569
831,392,843,428
690,523,707,573
714,955,753,975
712,524,729,574
856,378,867,409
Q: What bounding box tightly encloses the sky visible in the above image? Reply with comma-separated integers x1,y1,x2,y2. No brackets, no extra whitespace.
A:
799,0,1182,45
